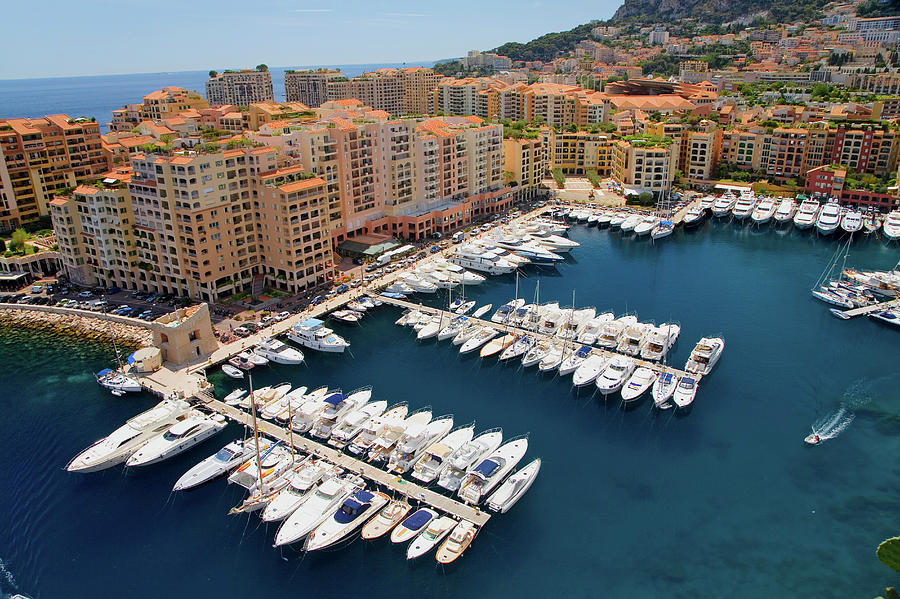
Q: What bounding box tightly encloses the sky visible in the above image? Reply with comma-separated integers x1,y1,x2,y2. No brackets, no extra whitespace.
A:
1,0,622,79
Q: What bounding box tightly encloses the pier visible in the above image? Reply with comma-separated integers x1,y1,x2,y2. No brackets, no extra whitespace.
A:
838,298,900,318
195,392,491,526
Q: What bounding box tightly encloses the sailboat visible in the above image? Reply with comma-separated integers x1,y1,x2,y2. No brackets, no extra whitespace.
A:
95,308,142,395
810,236,864,309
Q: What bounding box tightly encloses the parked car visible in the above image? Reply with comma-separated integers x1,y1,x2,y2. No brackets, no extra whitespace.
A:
77,290,94,299
311,295,323,305
352,257,364,265
260,315,276,326
138,310,154,320
234,326,251,337
107,286,122,295
273,311,290,321
335,284,349,294
32,296,50,305
430,246,440,254
350,279,362,288
18,296,35,304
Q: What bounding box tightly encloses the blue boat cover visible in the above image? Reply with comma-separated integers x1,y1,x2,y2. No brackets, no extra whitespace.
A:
355,489,374,503
514,308,528,315
681,377,696,386
126,352,136,364
576,345,591,357
260,440,283,460
402,509,433,531
324,393,347,405
96,368,113,377
301,318,324,327
474,459,501,477
660,373,674,383
661,220,673,226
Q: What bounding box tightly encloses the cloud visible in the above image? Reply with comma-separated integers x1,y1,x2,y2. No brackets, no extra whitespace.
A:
383,12,427,17
293,8,334,12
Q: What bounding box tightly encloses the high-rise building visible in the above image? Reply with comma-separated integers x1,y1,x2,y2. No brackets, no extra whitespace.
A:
0,115,108,232
322,68,441,115
206,70,274,106
284,69,345,107
109,87,209,132
503,137,547,196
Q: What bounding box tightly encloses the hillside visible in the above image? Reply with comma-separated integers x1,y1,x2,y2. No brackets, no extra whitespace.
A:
611,0,828,24
492,22,598,63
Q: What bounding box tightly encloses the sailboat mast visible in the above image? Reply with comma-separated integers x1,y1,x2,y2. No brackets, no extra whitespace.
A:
287,386,296,467
248,371,263,492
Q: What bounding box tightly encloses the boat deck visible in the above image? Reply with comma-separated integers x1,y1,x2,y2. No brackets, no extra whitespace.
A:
839,298,900,318
195,392,491,527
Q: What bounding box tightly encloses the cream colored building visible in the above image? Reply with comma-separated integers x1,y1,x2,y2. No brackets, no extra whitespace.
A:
612,140,677,195
206,70,274,106
151,304,217,365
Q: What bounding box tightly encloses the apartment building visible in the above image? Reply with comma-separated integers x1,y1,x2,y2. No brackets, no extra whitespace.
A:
503,137,547,194
433,78,503,119
247,101,312,131
206,70,274,106
683,125,722,182
284,69,345,107
324,68,441,116
543,130,615,176
0,115,108,232
612,140,677,195
109,87,210,132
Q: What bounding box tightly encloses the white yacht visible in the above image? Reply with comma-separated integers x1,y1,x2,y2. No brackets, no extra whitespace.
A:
275,386,325,422
221,364,244,379
711,192,737,217
399,273,437,293
793,198,821,229
416,313,445,340
651,220,674,240
557,307,595,341
451,321,482,345
491,299,526,324
361,498,411,540
683,205,705,228
609,213,627,229
346,403,409,456
227,441,292,490
125,411,226,467
620,367,655,402
290,397,331,434
731,195,757,220
384,281,414,294
684,337,725,376
328,400,387,449
816,201,842,235
750,198,776,225
577,312,614,345
527,229,580,252
391,508,438,544
616,322,651,356
841,209,863,234
883,210,900,240
673,376,699,408
261,385,307,420
572,354,608,387
620,214,642,232
639,323,680,362
95,368,142,394
310,387,372,440
304,488,389,551
66,399,191,472
459,327,499,354
458,438,528,505
287,318,349,353
499,334,536,361
774,198,797,224
652,371,678,408
173,438,255,491
261,459,344,523
386,415,454,474
486,458,541,513
437,428,503,492
537,341,566,372
438,261,485,285
254,338,304,365
406,515,457,560
438,316,469,341
480,333,516,358
596,315,636,349
520,339,551,368
558,345,593,376
595,355,636,395
274,475,364,546
633,215,660,236
450,245,517,274
368,407,432,463
411,423,476,483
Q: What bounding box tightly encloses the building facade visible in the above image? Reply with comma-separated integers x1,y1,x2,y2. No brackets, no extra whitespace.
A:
206,70,274,106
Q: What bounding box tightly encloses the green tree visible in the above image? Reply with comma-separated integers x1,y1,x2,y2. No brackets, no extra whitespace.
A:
256,64,268,72
9,228,28,253
208,70,218,78
0,238,5,252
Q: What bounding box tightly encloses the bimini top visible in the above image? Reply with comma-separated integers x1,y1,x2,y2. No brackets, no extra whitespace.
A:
300,318,324,328
473,458,501,477
402,509,434,532
660,372,674,384
96,368,114,377
575,345,591,357
324,393,347,406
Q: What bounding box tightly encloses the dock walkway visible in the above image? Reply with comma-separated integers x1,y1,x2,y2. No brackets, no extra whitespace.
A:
196,393,491,526
840,298,900,318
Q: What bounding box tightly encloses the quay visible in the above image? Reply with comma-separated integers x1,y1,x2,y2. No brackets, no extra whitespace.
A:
839,298,900,318
195,391,491,526
378,296,694,380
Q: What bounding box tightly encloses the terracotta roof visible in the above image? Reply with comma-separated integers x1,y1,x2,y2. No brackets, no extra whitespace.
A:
279,177,326,192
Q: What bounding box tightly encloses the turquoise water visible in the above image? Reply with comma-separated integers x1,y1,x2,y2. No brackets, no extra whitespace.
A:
1,220,899,598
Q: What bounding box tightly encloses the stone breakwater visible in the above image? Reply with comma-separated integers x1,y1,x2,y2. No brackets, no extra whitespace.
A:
0,307,152,347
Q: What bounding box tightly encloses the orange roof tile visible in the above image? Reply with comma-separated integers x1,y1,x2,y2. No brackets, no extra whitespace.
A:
279,177,326,192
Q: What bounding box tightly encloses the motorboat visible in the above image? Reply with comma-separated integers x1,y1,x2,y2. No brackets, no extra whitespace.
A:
558,345,592,376
870,308,900,328
652,371,677,408
391,508,437,544
304,488,389,551
242,383,291,412
527,229,580,251
459,327,499,354
346,300,368,312
240,351,268,367
491,299,525,324
499,334,535,361
410,423,476,483
223,388,248,405
711,192,737,217
438,262,485,285
261,386,307,420
274,475,364,546
328,400,387,449
361,498,412,540
436,520,478,564
557,308,595,341
682,206,705,228
774,198,797,224
451,322,482,346
673,376,699,408
458,438,528,505
310,387,372,440
572,354,608,387
66,399,191,472
620,367,655,402
275,386,325,422
731,195,757,220
884,210,900,241
684,337,725,376
486,458,541,513
386,415,454,474
750,198,776,225
330,310,362,323
287,318,349,353
221,364,244,379
450,245,516,275
841,209,863,234
399,273,437,293
520,339,550,368
699,195,716,211
616,322,651,356
96,368,142,394
125,411,226,467
595,355,636,395
537,342,566,372
346,402,409,456
576,312,614,345
290,396,332,434
368,407,432,463
437,428,503,492
254,338,304,365
406,515,456,560
596,316,636,349
633,215,660,236
385,281,414,294
651,220,674,240
480,333,516,358
609,213,627,229
639,323,680,361
416,313,445,340
261,459,344,523
472,304,493,319
438,316,469,341
228,453,308,515
793,198,821,229
173,439,255,491
227,440,291,490
816,201,842,235
620,214,642,232
536,305,565,336
596,212,613,227
453,300,477,314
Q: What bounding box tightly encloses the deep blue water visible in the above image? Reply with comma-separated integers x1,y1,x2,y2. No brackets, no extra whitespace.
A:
0,62,435,128
1,220,899,598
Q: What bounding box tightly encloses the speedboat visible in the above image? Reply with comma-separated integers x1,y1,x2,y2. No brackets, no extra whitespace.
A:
520,339,550,368
406,515,456,560
577,312,614,345
290,396,331,434
254,338,304,365
411,423,476,483
609,213,627,229
774,198,796,224
346,402,409,456
304,488,389,551
361,498,411,540
538,342,566,372
227,441,291,490
486,457,541,513
328,400,387,449
435,520,478,564
596,316,636,349
368,407,432,463
816,201,842,235
620,367,655,402
480,333,516,358
620,214,642,232
572,354,608,387
841,209,863,234
261,458,344,522
96,368,142,394
66,399,191,472
391,508,437,544
684,337,725,375
310,387,372,440
437,428,503,492
711,192,737,217
458,438,528,505
459,327,498,354
682,206,705,228
472,304,493,319
453,300,477,314
633,215,660,236
639,323,680,361
673,376,699,408
173,438,255,491
346,300,367,312
287,318,349,353
499,335,535,361
261,385,308,420
125,411,226,467
558,345,592,376
330,310,361,323
557,308,595,341
793,199,820,229
652,371,677,408
616,322,651,356
386,414,454,474
883,210,900,240
275,386,324,422
595,355,636,395
750,198,776,225
527,229,580,251
731,195,757,220
221,364,244,379
491,299,525,324
274,475,363,546
416,313,446,340
870,308,900,328
223,388,248,406
240,351,268,367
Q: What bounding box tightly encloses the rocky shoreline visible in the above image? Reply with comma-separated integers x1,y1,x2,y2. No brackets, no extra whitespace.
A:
0,307,153,346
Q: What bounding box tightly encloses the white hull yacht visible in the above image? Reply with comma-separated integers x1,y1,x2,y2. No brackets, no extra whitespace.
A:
774,198,796,224
254,338,304,365
458,438,528,505
486,457,541,513
816,201,842,235
793,199,821,229
684,337,725,376
125,411,226,467
287,318,349,353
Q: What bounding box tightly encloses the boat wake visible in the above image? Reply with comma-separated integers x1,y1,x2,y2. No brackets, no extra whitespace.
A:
809,404,855,444
0,557,19,597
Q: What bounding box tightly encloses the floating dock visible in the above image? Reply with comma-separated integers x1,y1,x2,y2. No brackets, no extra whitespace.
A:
838,298,900,318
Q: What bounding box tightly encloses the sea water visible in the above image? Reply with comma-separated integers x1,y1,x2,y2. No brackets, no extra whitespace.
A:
1,220,899,598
